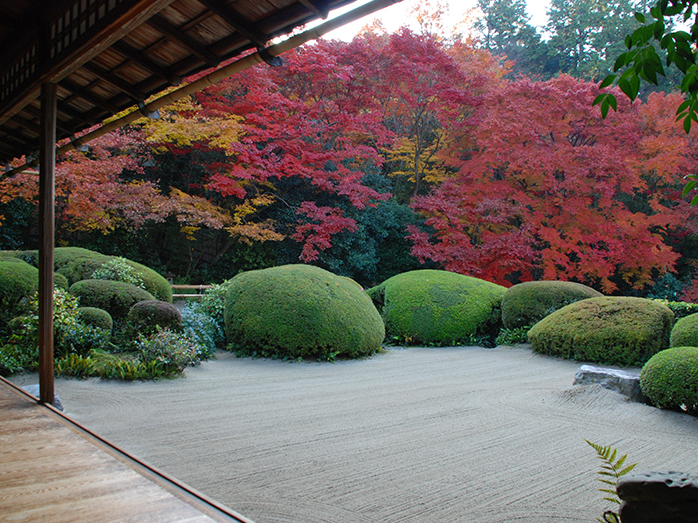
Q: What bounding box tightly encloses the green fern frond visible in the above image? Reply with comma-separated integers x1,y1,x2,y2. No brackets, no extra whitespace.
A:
586,440,638,521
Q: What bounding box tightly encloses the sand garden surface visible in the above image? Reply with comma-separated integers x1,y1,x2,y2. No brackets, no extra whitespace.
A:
11,346,698,522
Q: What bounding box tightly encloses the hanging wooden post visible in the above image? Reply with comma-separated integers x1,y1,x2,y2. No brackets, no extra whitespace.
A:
38,82,57,406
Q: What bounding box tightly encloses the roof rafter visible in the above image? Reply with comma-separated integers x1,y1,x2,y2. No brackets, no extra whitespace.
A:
147,14,221,67
196,0,270,46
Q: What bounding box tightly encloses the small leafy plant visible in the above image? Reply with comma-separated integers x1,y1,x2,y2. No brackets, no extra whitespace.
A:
495,327,530,346
586,440,637,523
91,257,145,289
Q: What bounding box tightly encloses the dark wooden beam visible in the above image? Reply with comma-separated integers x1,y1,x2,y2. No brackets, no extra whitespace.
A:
298,0,329,19
112,41,181,85
0,0,178,126
81,62,147,103
197,0,270,46
59,78,121,114
38,82,56,406
148,14,221,67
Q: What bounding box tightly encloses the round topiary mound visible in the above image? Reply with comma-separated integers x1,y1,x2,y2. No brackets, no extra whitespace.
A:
0,259,38,331
69,279,154,319
224,264,384,360
54,247,109,285
77,307,113,332
128,300,181,331
123,260,172,303
670,313,698,348
641,347,698,415
528,297,674,366
501,280,603,330
366,269,507,346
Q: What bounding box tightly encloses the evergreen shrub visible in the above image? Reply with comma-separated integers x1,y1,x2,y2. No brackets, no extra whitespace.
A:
128,300,181,331
0,259,38,332
224,264,384,360
669,313,698,348
641,347,698,415
366,269,506,346
501,280,603,329
528,297,674,366
76,307,113,332
69,279,154,319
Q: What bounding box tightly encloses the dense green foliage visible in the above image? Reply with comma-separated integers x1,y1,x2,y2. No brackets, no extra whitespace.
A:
651,299,698,319
528,297,674,365
641,346,698,415
122,259,172,302
0,259,38,334
91,257,146,289
52,247,109,285
366,270,506,346
501,281,603,329
127,300,182,331
669,313,698,347
69,279,154,319
76,307,113,332
224,265,384,360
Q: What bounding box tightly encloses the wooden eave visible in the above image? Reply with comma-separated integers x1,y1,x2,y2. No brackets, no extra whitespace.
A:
0,0,358,165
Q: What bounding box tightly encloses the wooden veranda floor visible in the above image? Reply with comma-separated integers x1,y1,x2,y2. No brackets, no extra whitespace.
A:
0,378,253,523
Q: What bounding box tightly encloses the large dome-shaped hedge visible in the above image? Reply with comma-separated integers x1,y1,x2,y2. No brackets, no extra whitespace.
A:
224,265,384,360
641,347,698,415
501,280,603,329
528,297,674,366
366,270,507,346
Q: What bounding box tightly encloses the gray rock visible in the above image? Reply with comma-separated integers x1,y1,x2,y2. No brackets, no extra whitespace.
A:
21,384,64,411
618,472,698,523
573,365,646,402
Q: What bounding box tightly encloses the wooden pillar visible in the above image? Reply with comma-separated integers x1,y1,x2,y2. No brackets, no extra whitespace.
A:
38,82,57,405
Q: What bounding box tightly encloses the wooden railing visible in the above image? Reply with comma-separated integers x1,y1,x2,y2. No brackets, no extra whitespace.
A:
171,284,214,300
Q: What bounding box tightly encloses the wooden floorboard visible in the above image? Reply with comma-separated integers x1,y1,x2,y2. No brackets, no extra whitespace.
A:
0,378,254,523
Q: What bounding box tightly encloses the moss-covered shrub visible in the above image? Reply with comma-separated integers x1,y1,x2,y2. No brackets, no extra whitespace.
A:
128,300,181,331
224,264,384,360
53,247,109,285
77,307,113,332
641,347,698,415
669,313,698,348
528,297,674,366
0,259,38,332
366,269,506,346
69,279,154,319
501,280,603,330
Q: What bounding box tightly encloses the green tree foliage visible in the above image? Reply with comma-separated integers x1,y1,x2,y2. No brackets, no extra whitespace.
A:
547,0,641,80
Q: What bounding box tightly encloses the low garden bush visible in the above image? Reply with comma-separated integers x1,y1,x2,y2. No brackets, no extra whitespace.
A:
651,299,698,320
77,307,113,332
69,279,154,319
0,259,38,333
137,328,202,375
501,280,603,330
366,269,506,346
91,257,146,289
670,313,698,348
127,300,181,332
640,347,698,415
53,247,109,285
182,302,222,360
528,297,674,366
224,264,384,360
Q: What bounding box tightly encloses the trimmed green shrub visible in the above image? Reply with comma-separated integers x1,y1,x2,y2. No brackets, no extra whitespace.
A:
54,272,70,290
53,247,109,285
528,297,674,366
501,280,603,329
69,279,154,319
123,260,172,303
224,264,384,360
670,313,698,348
641,347,698,415
77,307,113,332
0,259,38,332
128,300,181,331
366,269,506,346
